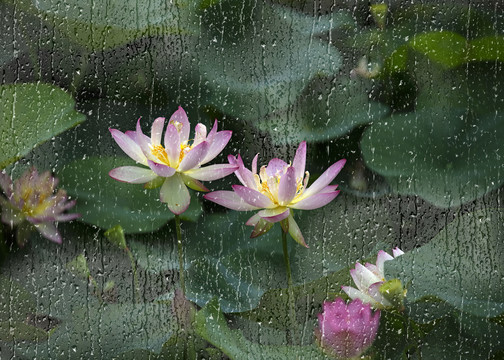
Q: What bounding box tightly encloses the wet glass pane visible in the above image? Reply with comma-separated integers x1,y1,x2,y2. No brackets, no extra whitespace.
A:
0,1,503,359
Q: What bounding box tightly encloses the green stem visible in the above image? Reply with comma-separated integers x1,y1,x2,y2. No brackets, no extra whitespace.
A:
69,52,89,95
126,248,140,303
175,215,186,296
89,276,103,304
282,229,297,344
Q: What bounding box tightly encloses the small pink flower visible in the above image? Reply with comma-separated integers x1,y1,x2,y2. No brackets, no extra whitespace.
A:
0,168,80,244
204,141,345,247
342,248,404,308
316,298,380,359
109,107,238,215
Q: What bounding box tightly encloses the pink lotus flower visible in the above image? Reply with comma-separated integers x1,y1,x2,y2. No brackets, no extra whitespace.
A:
316,298,380,359
204,141,345,247
0,168,80,244
342,248,404,308
109,107,238,214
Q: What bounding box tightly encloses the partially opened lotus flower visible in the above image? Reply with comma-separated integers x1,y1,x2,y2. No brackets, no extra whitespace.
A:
316,298,380,359
342,248,405,308
0,168,80,244
109,107,238,214
204,141,345,247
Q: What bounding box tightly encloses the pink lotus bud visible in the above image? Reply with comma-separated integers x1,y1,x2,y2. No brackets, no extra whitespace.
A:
316,298,380,359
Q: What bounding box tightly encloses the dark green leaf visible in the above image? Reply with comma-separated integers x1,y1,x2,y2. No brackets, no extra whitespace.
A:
0,276,36,323
9,0,200,49
57,156,202,233
194,299,330,360
0,321,48,342
361,64,504,207
386,209,504,318
199,4,342,121
256,77,388,144
0,83,85,169
409,31,467,68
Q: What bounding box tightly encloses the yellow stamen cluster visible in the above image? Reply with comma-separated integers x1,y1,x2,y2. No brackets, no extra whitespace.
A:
18,185,55,217
179,142,192,163
151,144,170,165
253,165,309,205
150,141,195,168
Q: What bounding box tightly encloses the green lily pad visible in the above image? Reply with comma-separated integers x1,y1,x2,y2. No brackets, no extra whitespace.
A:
198,3,342,121
19,303,175,358
0,224,177,358
0,83,85,169
57,156,202,233
361,63,504,207
194,299,330,359
420,316,502,359
409,31,467,68
386,209,504,318
8,0,200,50
256,76,389,144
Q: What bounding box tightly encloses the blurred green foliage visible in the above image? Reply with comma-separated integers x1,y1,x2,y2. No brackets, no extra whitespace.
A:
1,0,504,358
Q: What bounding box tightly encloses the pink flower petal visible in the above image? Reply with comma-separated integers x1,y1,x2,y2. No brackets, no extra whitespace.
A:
0,171,13,198
34,222,62,244
135,119,155,160
287,214,307,248
368,282,391,307
320,185,339,193
0,198,24,225
376,250,394,277
109,128,147,165
109,166,158,184
193,123,207,146
54,213,81,222
204,191,261,211
178,141,209,172
184,164,238,181
251,154,258,175
341,286,376,304
169,106,190,144
292,141,306,180
180,174,209,192
148,160,176,177
200,130,232,165
245,213,261,226
164,123,181,167
290,191,340,210
393,247,405,258
206,119,218,143
151,117,165,146
229,154,257,189
351,263,381,291
277,166,297,205
231,185,275,208
258,207,290,223
299,159,346,201
160,174,190,215
265,158,289,177
125,130,137,141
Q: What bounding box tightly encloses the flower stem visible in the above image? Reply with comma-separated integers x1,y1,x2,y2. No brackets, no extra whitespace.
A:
126,248,140,303
282,229,297,344
175,215,186,296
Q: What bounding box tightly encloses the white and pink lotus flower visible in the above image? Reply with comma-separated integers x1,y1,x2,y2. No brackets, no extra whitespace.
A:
342,248,405,308
204,141,345,247
109,107,238,214
0,168,80,244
